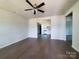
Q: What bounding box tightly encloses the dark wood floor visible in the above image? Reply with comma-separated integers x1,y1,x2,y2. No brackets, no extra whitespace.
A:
0,38,79,59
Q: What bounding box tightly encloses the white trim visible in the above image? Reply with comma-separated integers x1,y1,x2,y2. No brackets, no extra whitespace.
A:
51,39,66,41
0,37,28,49
72,45,79,52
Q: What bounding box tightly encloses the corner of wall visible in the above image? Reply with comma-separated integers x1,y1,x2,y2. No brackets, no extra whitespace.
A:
72,44,79,53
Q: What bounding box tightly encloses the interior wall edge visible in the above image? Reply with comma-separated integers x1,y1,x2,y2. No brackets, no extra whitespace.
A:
72,45,79,53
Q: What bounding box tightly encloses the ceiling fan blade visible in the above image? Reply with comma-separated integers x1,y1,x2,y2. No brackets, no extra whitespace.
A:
26,0,35,8
37,9,45,13
34,10,36,15
25,9,33,11
36,2,45,8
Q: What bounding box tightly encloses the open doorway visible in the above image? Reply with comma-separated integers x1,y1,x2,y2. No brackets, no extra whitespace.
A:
37,19,51,39
66,12,72,46
37,23,42,38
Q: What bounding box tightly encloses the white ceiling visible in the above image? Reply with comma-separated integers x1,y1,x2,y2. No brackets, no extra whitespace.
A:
0,0,78,19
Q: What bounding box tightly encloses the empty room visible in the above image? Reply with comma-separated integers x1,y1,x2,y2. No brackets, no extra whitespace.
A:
0,0,79,59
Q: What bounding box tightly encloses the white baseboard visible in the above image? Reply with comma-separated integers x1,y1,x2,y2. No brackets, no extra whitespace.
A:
0,37,28,49
72,45,79,53
51,39,66,41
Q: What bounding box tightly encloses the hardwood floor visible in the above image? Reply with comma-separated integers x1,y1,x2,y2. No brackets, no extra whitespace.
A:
0,38,79,59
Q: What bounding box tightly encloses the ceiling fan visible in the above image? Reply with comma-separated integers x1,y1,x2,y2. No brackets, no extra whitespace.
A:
25,0,45,15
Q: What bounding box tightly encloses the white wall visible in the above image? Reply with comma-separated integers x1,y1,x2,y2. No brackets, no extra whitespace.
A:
28,18,37,38
51,16,66,40
28,17,51,38
0,9,28,48
66,0,79,52
28,16,66,40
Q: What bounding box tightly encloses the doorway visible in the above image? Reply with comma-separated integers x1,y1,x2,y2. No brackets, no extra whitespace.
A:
37,23,42,38
66,12,72,46
37,19,51,39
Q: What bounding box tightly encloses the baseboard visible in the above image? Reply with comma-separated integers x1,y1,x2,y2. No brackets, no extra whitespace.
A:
0,38,28,49
51,39,66,41
72,45,79,53
27,37,38,40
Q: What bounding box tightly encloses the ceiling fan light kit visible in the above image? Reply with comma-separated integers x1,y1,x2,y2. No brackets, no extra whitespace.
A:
25,0,45,15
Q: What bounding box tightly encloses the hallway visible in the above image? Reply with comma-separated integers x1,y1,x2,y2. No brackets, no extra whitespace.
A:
0,38,78,59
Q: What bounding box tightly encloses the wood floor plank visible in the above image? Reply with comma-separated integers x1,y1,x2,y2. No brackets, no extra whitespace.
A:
0,38,79,59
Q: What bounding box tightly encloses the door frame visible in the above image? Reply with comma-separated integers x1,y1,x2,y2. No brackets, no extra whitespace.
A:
66,12,73,46
36,17,52,39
